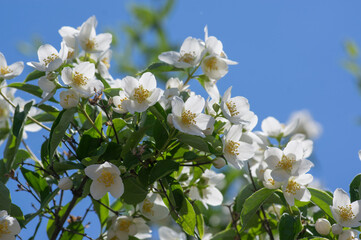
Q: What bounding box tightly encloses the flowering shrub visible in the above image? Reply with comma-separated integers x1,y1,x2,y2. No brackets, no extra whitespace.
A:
0,15,360,240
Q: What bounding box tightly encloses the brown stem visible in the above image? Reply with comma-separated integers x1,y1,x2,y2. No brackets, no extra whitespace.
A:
50,177,88,240
247,162,274,240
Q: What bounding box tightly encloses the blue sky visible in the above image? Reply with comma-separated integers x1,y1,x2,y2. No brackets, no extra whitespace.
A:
2,0,361,238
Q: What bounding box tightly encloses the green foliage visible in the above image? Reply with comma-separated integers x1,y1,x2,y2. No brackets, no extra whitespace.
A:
350,173,361,202
279,213,302,240
308,188,334,220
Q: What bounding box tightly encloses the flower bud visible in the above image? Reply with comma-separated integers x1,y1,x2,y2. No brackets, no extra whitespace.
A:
60,89,79,109
315,218,331,236
213,157,226,169
58,177,73,190
331,223,343,235
119,165,127,174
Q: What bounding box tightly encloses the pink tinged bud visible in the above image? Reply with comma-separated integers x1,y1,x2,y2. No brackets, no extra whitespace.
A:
58,177,73,190
315,218,331,236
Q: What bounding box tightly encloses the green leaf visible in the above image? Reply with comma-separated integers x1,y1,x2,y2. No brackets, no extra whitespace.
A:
24,70,45,82
177,134,210,152
53,161,84,172
121,177,148,205
211,229,236,240
103,87,122,98
176,198,196,236
183,151,198,161
350,174,361,202
308,188,334,220
234,184,255,213
194,203,204,238
76,113,103,159
279,213,302,240
14,149,31,167
106,118,126,138
153,119,168,150
7,82,57,103
13,101,33,137
0,181,11,212
48,107,77,162
121,127,147,159
240,188,276,231
21,167,51,202
10,204,25,224
149,160,180,184
60,222,84,240
92,193,109,229
140,62,183,75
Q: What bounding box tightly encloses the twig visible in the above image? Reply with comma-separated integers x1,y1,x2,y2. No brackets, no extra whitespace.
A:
247,162,274,240
226,204,241,240
21,139,44,168
50,177,88,240
158,179,180,218
62,227,94,240
0,89,51,131
78,104,105,140
91,196,119,215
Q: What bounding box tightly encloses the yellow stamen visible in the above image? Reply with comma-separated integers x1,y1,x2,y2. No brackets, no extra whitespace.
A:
97,170,114,188
276,155,295,172
204,56,218,71
285,179,301,195
133,85,150,104
226,100,239,116
101,58,110,69
268,178,275,186
117,219,132,232
0,66,12,75
72,71,88,86
226,140,241,155
43,53,59,66
338,205,355,221
0,220,10,235
0,108,5,117
67,50,74,59
142,199,154,215
117,97,128,110
179,53,195,64
86,39,96,50
181,110,197,126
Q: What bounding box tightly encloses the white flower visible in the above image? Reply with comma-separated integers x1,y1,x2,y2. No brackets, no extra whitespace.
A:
315,218,331,236
139,193,169,221
58,26,79,60
220,86,253,125
38,74,57,104
158,37,205,68
264,140,314,182
158,226,186,240
120,72,162,114
0,210,21,240
330,188,361,227
339,229,360,240
109,216,151,240
79,16,112,53
201,26,237,81
84,161,124,200
222,124,255,168
0,53,24,80
263,169,281,189
58,177,73,190
189,169,224,208
27,43,68,72
288,110,322,139
112,91,129,114
61,62,104,97
158,88,179,110
261,116,298,138
282,174,313,206
94,50,113,80
166,77,189,92
59,89,80,109
168,95,214,138
290,134,314,158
